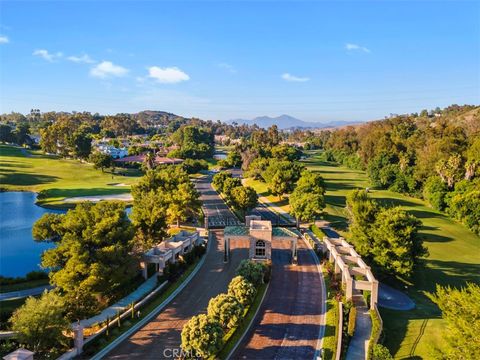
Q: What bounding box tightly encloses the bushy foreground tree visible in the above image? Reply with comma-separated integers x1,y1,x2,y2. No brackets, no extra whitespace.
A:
427,283,480,359
10,291,69,353
33,201,137,318
207,294,244,330
181,314,224,358
346,190,426,277
227,276,257,306
236,260,265,286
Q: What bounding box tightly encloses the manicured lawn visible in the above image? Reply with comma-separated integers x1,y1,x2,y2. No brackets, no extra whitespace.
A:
0,145,140,207
303,152,480,358
243,178,290,211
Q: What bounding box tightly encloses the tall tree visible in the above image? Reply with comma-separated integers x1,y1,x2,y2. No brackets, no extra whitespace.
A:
33,201,137,318
262,159,303,199
10,291,69,353
230,186,258,219
371,207,426,277
427,283,480,359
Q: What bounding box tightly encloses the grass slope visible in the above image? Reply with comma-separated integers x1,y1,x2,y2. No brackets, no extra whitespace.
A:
0,145,139,207
303,152,480,359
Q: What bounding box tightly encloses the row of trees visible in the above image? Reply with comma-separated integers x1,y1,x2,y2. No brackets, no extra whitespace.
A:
212,172,258,218
181,260,269,358
0,123,32,146
346,190,427,278
311,106,480,234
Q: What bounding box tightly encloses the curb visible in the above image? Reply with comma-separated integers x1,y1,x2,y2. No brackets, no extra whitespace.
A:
90,236,212,360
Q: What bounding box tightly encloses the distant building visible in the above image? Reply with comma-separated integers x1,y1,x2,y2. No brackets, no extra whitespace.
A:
97,144,128,159
113,153,184,165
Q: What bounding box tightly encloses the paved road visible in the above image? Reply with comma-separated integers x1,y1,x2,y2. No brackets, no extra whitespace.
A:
104,231,249,359
0,285,53,301
195,174,242,228
232,238,324,360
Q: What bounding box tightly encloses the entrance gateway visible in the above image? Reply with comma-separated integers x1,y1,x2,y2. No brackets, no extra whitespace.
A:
223,216,300,263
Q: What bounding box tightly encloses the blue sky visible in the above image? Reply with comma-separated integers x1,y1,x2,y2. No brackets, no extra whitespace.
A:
0,1,479,122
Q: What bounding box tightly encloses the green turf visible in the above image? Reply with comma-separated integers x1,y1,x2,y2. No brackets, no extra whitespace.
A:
0,145,140,207
302,152,480,359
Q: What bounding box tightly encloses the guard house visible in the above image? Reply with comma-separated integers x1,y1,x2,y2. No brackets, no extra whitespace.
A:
223,216,299,263
140,230,204,278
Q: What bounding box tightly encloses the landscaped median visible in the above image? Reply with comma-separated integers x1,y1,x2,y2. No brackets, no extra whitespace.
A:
180,260,271,360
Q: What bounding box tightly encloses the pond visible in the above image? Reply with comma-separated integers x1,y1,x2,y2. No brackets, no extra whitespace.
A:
0,192,64,277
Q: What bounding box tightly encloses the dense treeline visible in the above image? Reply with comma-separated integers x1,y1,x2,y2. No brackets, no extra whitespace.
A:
307,105,480,234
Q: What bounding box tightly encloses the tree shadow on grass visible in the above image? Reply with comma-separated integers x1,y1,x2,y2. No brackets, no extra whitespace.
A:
420,232,453,243
0,172,59,186
374,197,420,208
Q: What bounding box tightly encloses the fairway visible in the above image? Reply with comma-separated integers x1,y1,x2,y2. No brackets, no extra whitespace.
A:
0,145,140,208
302,152,480,359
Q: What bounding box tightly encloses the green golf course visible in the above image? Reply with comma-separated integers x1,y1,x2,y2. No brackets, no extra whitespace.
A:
0,145,139,208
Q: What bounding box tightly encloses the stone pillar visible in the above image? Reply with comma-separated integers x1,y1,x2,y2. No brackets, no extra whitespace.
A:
345,278,353,301
73,323,84,355
371,280,379,309
140,261,148,280
334,260,341,275
342,265,349,284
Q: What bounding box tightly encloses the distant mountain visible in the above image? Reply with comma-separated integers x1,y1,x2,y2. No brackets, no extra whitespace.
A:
228,114,361,130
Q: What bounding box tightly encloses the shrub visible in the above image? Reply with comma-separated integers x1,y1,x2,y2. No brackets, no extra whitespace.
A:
10,291,69,353
207,294,244,330
181,314,224,358
236,260,265,286
227,276,256,306
347,306,356,337
372,344,393,360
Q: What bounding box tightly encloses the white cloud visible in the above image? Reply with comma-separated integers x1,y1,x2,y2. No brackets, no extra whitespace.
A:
148,66,190,84
90,61,128,78
33,49,63,62
281,73,310,82
67,54,95,64
218,62,237,73
0,35,9,44
345,43,371,53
